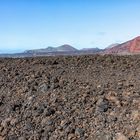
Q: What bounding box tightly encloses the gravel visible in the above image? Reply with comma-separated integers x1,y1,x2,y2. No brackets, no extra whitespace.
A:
0,55,140,139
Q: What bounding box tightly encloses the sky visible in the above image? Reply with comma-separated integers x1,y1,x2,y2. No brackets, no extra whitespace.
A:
0,0,140,53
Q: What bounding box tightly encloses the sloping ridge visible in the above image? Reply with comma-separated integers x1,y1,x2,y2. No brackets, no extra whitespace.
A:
106,43,120,49
104,36,140,54
25,44,78,54
129,36,140,52
56,44,78,52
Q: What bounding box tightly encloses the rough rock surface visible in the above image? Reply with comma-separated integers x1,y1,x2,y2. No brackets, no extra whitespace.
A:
0,55,140,140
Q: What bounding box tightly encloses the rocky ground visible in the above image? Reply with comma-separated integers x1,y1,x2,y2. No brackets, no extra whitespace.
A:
0,55,140,140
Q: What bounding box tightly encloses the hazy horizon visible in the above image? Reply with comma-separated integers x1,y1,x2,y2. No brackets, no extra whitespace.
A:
0,0,140,53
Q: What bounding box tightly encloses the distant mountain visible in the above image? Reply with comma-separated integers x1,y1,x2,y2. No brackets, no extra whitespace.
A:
103,36,140,54
24,46,55,53
56,44,78,52
45,46,57,52
3,36,140,58
0,45,102,58
25,44,78,54
24,45,103,56
81,47,101,52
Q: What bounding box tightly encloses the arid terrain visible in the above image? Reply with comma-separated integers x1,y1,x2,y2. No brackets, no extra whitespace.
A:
0,55,140,140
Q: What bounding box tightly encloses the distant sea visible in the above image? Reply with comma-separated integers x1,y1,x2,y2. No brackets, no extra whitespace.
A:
0,49,23,54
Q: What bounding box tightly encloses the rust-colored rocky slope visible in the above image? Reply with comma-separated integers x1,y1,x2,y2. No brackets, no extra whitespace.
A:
0,55,140,140
104,36,140,54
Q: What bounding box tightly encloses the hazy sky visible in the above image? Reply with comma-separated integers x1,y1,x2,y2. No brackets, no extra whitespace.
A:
0,0,140,52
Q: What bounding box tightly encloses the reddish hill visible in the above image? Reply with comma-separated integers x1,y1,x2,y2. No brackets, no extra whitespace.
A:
104,36,140,54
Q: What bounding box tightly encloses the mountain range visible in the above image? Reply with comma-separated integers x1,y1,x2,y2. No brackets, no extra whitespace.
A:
25,45,102,54
24,36,140,55
1,36,140,57
25,44,78,53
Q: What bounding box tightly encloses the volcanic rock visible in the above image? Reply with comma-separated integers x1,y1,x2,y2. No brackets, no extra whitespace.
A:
0,55,140,139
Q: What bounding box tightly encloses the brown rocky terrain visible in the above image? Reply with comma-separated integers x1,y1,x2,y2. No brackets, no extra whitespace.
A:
0,55,140,140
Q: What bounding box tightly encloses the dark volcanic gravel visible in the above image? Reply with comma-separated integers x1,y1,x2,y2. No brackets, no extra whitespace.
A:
0,55,140,140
